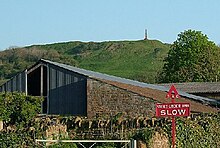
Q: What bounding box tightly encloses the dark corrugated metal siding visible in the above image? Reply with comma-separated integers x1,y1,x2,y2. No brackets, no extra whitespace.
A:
0,72,26,93
48,64,87,116
0,84,4,92
16,72,26,92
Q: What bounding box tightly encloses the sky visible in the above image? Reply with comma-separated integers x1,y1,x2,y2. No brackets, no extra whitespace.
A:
0,0,219,50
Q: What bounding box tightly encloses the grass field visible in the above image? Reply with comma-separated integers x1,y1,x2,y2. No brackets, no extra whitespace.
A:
76,40,170,83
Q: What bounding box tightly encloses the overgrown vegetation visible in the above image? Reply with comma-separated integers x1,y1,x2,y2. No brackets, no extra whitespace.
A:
0,93,219,147
175,114,220,147
0,92,43,127
0,92,43,147
132,127,154,147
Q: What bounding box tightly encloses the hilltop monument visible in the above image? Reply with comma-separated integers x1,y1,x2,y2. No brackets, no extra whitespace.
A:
144,29,148,40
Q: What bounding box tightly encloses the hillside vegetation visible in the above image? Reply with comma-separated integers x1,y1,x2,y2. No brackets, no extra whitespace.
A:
0,40,170,84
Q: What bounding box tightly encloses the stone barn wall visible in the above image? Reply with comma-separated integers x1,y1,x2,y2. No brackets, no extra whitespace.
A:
87,79,157,118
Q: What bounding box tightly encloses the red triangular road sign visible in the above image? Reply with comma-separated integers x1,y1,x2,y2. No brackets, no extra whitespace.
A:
166,85,179,99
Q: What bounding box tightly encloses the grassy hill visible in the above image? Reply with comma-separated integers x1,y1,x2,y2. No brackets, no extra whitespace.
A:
0,39,170,84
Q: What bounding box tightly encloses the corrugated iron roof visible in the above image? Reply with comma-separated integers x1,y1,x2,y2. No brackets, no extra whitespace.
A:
159,82,220,93
40,59,219,105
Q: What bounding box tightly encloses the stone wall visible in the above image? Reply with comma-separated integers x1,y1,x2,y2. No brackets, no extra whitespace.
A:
33,116,169,146
87,79,157,118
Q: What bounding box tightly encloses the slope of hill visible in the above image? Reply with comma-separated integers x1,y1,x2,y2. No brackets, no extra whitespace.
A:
0,40,170,84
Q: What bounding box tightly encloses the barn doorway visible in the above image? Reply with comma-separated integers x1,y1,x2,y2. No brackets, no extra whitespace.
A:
27,65,48,114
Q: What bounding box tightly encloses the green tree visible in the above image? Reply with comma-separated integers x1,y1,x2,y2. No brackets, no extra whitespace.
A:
158,30,220,83
0,92,43,147
0,92,43,127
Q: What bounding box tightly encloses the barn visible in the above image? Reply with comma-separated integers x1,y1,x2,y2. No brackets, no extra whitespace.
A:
159,83,220,102
0,59,218,118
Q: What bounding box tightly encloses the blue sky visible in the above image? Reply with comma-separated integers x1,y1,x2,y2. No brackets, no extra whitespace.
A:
0,0,219,50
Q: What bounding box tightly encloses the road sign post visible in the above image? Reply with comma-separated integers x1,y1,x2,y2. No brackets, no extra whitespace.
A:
156,85,190,148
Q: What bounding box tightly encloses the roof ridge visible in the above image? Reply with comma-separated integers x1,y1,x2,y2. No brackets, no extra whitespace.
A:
40,59,218,105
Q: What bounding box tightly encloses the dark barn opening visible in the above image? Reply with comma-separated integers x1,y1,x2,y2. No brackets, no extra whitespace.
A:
27,65,48,113
26,62,88,116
